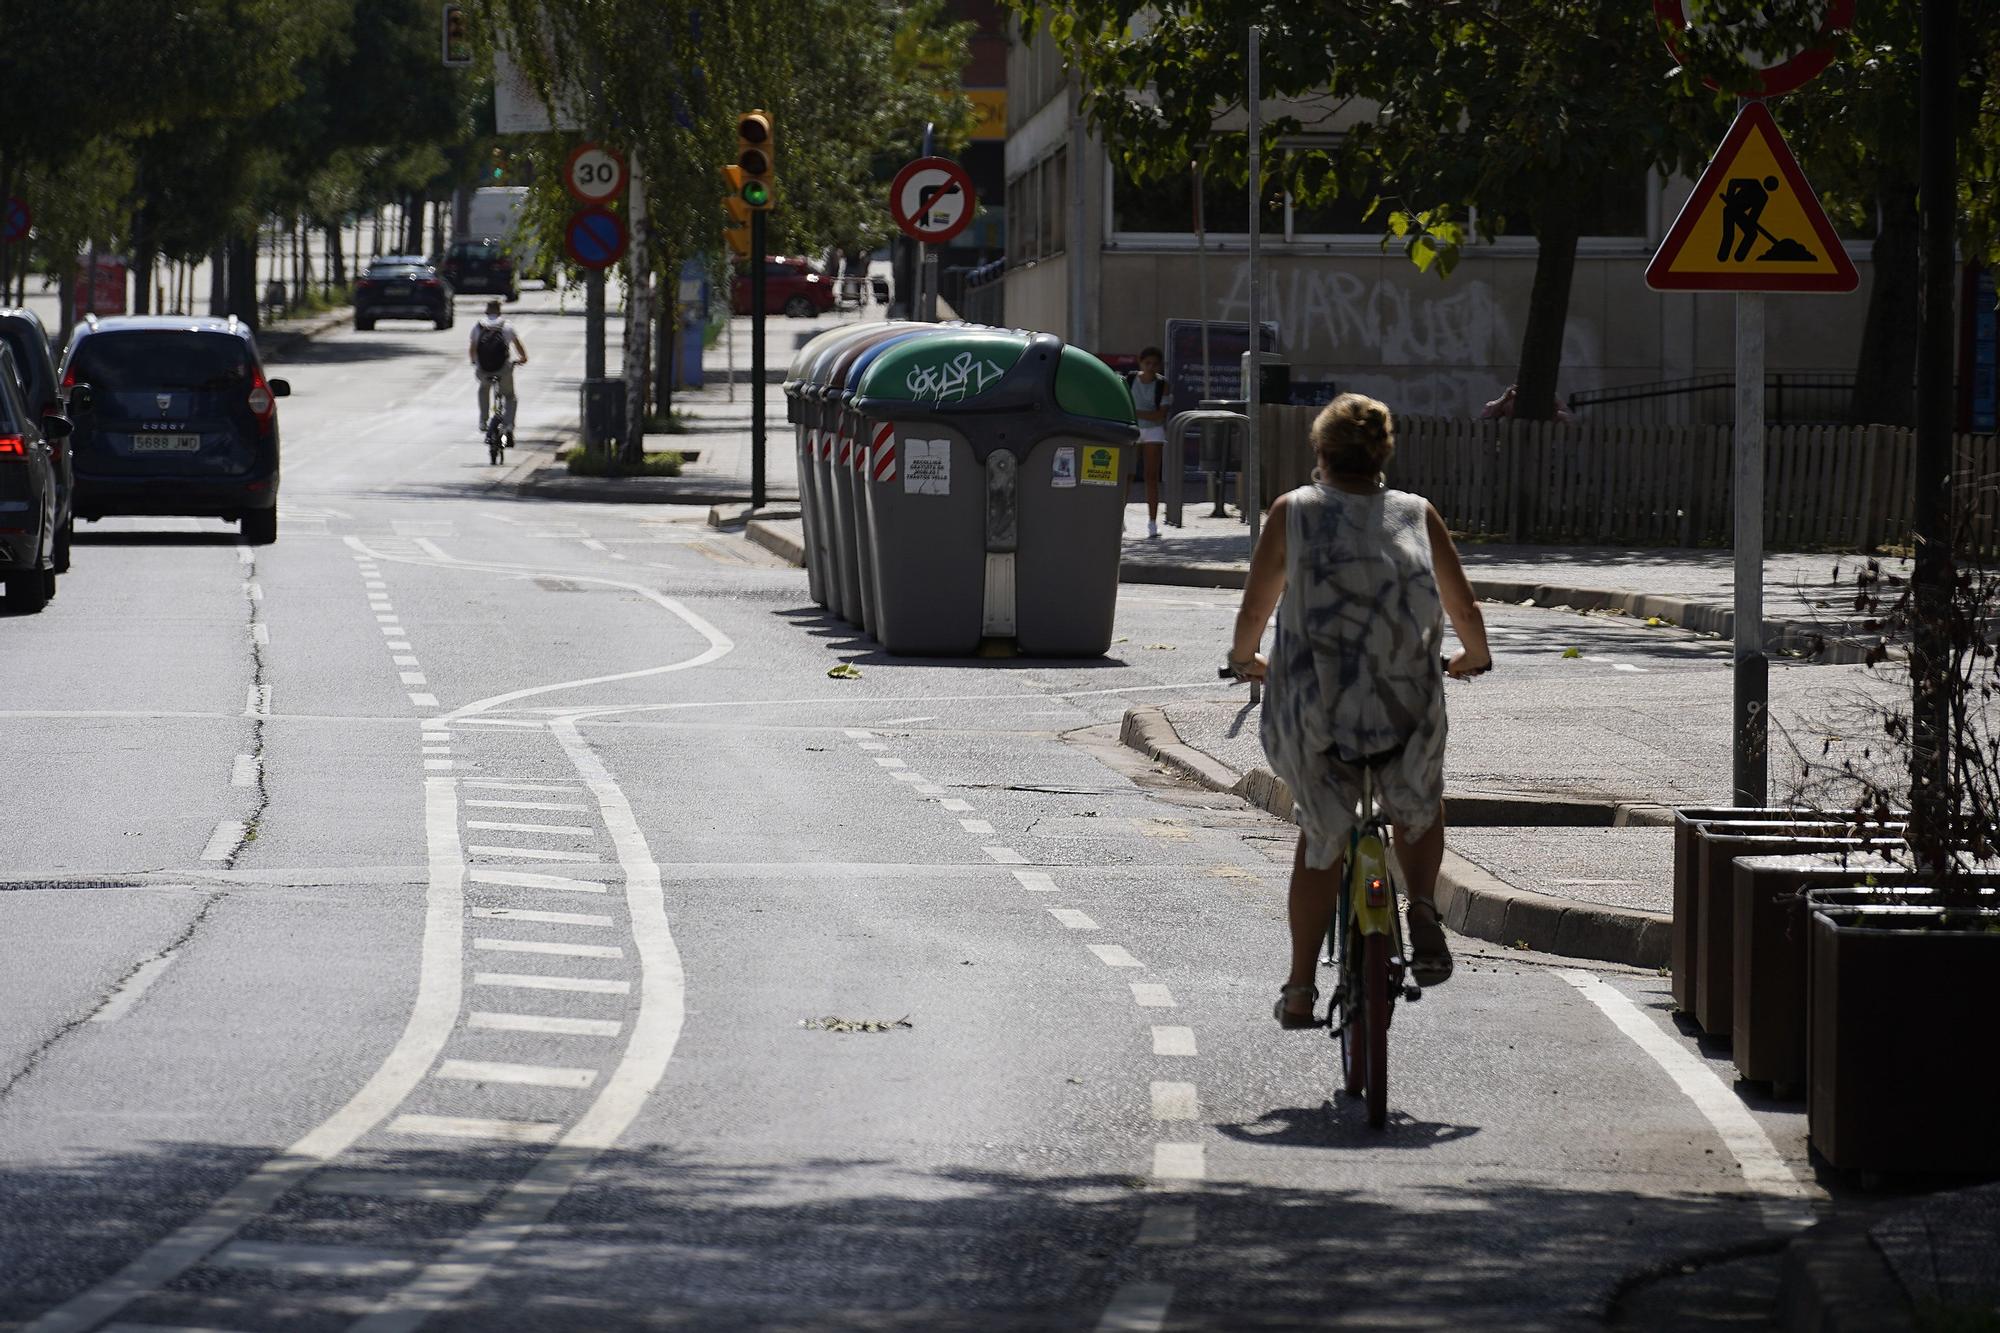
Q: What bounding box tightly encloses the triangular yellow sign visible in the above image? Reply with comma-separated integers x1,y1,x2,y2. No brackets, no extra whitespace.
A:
1647,102,1858,293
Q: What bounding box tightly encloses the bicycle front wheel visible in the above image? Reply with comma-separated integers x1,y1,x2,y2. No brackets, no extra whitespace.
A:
1364,930,1390,1129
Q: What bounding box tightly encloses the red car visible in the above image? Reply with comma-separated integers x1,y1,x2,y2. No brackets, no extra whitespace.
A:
731,257,836,318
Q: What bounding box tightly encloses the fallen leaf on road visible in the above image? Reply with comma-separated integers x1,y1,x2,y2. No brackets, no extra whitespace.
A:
1561,647,1583,659
1645,616,1667,627
1146,643,1176,650
827,663,862,679
802,1015,913,1033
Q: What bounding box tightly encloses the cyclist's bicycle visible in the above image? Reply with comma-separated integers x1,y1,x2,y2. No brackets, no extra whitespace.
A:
1221,654,1485,1129
479,371,514,465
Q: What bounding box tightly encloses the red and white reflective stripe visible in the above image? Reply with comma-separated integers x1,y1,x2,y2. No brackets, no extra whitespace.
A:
872,424,898,482
837,433,852,466
806,428,819,459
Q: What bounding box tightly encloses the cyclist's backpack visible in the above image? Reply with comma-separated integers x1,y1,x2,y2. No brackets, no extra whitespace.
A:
475,323,509,372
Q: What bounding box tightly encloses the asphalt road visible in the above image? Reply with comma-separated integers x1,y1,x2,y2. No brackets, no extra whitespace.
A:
2,290,1825,1331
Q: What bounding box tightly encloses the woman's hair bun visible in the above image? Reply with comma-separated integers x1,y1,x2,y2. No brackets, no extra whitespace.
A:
1311,393,1397,477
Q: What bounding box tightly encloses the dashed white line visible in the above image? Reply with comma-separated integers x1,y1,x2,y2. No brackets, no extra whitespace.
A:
983,846,1028,865
1150,1081,1199,1120
376,614,400,624
1012,870,1057,892
400,673,428,686
1151,1143,1205,1181
912,783,945,796
467,845,601,863
200,821,246,862
959,819,997,836
1096,1280,1174,1332
941,798,974,813
251,622,269,646
236,546,254,565
394,655,421,667
435,1059,598,1090
389,1114,562,1145
1151,1026,1197,1057
1049,908,1099,930
874,757,907,769
843,729,873,738
856,741,888,751
1088,944,1143,968
243,685,270,717
410,692,440,707
231,754,259,787
1136,1205,1197,1245
470,1011,622,1038
423,746,451,755
473,937,624,960
424,759,454,771
1130,983,1177,1007
386,639,412,650
90,952,179,1023
242,581,263,600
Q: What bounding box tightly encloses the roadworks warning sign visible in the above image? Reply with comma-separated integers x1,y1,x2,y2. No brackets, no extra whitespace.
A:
1646,101,1857,294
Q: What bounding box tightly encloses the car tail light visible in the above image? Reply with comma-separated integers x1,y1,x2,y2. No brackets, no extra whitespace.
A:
494,258,512,270
356,277,375,289
247,370,276,433
0,435,24,456
419,278,440,289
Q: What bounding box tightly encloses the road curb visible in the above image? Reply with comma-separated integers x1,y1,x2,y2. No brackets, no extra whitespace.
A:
1118,703,1671,968
744,515,806,566
1778,1216,1915,1332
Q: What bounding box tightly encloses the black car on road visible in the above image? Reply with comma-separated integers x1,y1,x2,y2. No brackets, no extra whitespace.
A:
0,344,69,613
355,260,453,331
441,238,519,300
0,307,73,572
61,316,290,545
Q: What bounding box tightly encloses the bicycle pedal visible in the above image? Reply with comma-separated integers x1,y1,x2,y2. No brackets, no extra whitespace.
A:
1402,984,1422,1001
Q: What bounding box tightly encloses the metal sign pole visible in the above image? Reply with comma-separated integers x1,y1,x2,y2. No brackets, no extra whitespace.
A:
1733,290,1768,805
922,246,939,322
751,209,767,509
1244,24,1262,554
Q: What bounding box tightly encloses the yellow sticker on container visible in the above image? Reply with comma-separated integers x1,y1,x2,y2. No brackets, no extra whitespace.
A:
1080,445,1120,485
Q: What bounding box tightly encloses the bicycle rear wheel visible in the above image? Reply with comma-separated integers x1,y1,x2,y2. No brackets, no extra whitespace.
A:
1364,930,1390,1128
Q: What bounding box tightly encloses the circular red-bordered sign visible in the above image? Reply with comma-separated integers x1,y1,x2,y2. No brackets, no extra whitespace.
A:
563,142,626,204
888,157,976,244
564,205,626,270
1653,0,1855,98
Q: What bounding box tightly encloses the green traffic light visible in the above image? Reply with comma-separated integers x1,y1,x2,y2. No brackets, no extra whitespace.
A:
741,180,770,208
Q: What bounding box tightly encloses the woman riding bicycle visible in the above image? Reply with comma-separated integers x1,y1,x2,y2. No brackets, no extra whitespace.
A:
1226,393,1492,1029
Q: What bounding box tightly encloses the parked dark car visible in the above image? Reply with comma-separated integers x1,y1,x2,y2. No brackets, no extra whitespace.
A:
0,344,68,613
441,238,519,300
0,307,74,571
61,316,290,545
731,257,837,318
355,261,453,330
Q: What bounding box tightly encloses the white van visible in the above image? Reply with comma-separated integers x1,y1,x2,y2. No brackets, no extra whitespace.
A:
464,187,544,281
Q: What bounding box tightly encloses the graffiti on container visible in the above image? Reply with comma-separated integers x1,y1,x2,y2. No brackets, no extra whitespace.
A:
905,351,1007,402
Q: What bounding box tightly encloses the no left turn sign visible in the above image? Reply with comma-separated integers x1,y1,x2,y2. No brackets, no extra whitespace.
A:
564,142,626,204
889,157,975,244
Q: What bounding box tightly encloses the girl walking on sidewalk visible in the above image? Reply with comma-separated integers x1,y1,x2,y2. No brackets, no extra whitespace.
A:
1225,393,1492,1028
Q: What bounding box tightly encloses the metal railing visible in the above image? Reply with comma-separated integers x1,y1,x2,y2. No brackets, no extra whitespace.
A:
1567,372,1859,428
1164,409,1250,528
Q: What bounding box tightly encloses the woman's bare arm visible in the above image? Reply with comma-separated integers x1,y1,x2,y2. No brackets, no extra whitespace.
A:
1228,495,1290,679
1426,503,1491,676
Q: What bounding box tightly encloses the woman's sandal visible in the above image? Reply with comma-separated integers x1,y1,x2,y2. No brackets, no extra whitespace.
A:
1273,984,1323,1029
1407,900,1455,987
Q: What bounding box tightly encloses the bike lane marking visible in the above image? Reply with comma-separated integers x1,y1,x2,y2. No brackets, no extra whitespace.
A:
1557,969,1814,1231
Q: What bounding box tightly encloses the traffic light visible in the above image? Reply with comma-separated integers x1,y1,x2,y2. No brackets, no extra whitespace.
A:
441,4,472,66
736,110,775,211
720,166,751,257
490,148,510,183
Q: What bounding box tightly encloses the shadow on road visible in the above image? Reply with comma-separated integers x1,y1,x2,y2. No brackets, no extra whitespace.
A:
267,337,441,367
773,608,1132,671
72,529,241,547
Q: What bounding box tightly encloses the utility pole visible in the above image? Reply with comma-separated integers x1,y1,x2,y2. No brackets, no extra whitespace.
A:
622,151,648,462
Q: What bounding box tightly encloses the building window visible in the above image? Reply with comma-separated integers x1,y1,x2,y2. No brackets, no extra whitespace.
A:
1046,149,1067,256
1109,158,1282,236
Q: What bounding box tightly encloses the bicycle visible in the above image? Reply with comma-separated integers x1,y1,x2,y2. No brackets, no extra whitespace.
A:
1221,653,1486,1129
479,370,513,465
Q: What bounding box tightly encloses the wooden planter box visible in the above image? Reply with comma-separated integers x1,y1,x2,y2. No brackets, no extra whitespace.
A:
1693,823,1904,1038
1808,901,2000,1174
1731,857,1911,1096
1672,807,1817,1015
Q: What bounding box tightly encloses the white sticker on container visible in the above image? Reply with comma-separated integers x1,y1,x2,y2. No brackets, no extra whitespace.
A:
904,438,951,495
1051,446,1077,488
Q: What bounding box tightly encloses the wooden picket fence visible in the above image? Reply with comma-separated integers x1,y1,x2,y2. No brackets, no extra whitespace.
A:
1253,406,2000,556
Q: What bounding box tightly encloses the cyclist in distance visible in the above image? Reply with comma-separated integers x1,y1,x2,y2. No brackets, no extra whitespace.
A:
1225,393,1492,1028
469,299,528,439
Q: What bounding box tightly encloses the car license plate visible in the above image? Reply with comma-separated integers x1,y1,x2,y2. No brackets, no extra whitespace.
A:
386,284,411,297
132,433,203,452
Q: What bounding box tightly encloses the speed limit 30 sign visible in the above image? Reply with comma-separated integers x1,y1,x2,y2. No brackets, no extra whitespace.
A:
564,142,627,204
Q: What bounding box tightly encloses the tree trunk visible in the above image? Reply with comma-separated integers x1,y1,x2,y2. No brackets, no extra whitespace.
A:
1849,184,1920,427
1513,203,1581,421
56,266,74,348
227,234,258,330
404,194,423,256
130,205,153,316
326,223,346,288
209,247,228,316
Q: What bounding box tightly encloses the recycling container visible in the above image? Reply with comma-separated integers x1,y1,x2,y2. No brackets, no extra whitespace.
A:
580,377,626,451
814,324,935,626
853,330,1138,656
835,327,944,633
798,325,903,619
786,326,876,607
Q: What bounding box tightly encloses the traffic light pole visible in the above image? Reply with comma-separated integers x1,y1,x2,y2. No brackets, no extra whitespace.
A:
750,209,767,509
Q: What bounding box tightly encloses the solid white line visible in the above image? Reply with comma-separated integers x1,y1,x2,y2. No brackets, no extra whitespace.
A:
1095,1281,1174,1332
1557,970,1813,1229
473,937,624,960
1136,1204,1197,1245
1012,870,1057,892
199,821,245,862
1131,983,1177,1008
470,1011,622,1038
90,952,178,1023
230,754,258,788
409,692,440,707
1049,908,1099,931
1151,1143,1205,1181
1151,1081,1199,1120
470,870,608,894
466,820,594,836
251,622,269,646
474,972,630,995
473,907,613,928
467,845,601,863
389,1114,561,1145
436,1059,598,1090
940,798,974,813
959,819,996,836
305,1172,496,1205
879,715,936,725
1088,944,1143,968
468,799,590,812
984,846,1028,865
211,1240,413,1279
1152,1026,1197,1057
